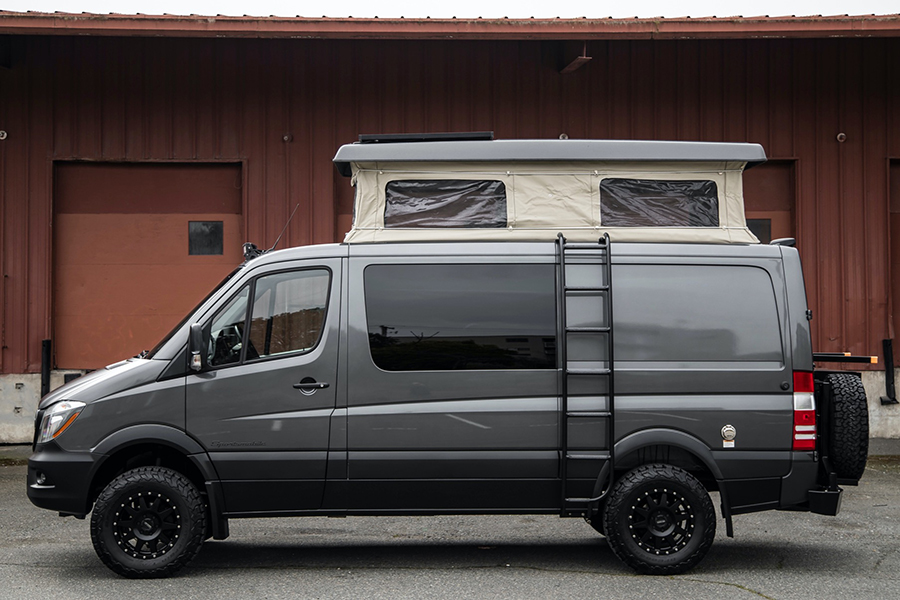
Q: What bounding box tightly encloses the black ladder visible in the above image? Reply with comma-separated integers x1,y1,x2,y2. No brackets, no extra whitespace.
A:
556,233,616,517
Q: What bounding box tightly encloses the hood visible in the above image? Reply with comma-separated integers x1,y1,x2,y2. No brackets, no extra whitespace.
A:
38,358,169,410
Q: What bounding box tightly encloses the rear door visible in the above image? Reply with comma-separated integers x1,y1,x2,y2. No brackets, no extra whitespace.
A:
186,258,341,514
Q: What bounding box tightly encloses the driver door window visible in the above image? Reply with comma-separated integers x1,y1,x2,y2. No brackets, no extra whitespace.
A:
208,285,250,367
207,270,331,368
247,270,330,360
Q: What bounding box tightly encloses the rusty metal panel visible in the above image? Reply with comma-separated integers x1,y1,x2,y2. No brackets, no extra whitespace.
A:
54,163,243,369
25,40,53,374
813,40,845,356
892,42,900,159
862,41,890,356
0,43,7,374
698,40,725,141
1,37,31,374
767,39,796,159
792,40,821,352
746,40,771,150
3,12,900,40
840,39,869,358
1,35,899,373
891,162,900,343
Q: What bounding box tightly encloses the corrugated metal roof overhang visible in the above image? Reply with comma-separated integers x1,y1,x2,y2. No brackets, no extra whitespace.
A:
0,11,899,39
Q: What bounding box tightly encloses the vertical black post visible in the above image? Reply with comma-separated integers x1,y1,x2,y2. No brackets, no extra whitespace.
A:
882,339,898,405
40,339,51,397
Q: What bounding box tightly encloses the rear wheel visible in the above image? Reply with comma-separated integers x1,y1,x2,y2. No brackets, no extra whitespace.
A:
825,373,869,481
90,466,206,578
603,464,715,575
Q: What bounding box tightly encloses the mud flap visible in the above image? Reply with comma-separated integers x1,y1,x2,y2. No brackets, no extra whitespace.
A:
809,487,842,516
717,479,734,538
205,480,230,540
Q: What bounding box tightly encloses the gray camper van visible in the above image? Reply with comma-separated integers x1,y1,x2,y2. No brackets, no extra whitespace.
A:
27,136,869,578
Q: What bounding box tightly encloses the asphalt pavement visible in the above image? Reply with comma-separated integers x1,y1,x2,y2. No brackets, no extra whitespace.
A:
1,443,898,599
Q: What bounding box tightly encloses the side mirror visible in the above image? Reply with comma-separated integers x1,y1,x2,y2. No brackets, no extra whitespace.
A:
189,323,204,372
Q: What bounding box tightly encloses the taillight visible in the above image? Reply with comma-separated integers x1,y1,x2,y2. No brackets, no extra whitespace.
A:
793,371,816,451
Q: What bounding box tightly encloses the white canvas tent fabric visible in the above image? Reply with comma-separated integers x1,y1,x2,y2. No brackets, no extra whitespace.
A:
343,160,759,244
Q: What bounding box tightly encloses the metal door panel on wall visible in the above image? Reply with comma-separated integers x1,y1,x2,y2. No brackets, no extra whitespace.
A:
53,162,243,370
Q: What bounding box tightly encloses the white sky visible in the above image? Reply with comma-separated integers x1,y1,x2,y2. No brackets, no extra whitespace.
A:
0,0,897,18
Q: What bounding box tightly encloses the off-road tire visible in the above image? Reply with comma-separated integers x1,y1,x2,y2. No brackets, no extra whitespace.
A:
603,464,715,575
90,466,206,578
825,373,869,481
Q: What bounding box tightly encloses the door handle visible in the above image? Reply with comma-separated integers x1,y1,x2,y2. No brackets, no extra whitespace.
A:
293,382,330,390
293,377,330,392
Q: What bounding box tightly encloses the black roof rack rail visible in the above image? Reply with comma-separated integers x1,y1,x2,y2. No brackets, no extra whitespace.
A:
358,131,494,144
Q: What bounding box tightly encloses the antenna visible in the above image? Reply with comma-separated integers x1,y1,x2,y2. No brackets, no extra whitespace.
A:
269,203,301,252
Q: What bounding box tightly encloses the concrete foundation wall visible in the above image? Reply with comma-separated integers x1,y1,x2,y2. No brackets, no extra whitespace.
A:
0,371,83,443
3,370,899,443
861,371,900,438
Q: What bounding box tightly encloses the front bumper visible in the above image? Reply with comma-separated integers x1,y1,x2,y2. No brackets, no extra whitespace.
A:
27,441,99,516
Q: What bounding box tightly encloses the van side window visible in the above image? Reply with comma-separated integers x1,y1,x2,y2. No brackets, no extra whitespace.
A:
364,264,555,371
384,180,507,228
600,179,719,227
615,265,783,363
208,285,250,367
247,270,330,360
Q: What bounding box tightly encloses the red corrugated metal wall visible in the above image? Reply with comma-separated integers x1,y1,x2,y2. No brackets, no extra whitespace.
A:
1,35,898,373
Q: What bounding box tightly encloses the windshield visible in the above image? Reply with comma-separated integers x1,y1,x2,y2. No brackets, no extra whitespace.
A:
146,267,242,359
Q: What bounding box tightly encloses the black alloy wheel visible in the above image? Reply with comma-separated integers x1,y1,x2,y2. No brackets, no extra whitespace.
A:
91,466,206,578
603,463,715,575
113,489,181,559
628,485,694,555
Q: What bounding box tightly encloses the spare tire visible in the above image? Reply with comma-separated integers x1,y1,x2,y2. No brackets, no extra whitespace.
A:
824,373,869,481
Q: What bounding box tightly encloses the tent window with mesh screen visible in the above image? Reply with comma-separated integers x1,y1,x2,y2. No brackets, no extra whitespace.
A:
384,179,507,228
599,179,719,227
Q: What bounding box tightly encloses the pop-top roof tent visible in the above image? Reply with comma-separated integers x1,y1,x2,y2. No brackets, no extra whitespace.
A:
334,134,766,244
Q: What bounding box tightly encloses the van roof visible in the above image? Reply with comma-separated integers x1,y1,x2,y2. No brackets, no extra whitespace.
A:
333,138,767,177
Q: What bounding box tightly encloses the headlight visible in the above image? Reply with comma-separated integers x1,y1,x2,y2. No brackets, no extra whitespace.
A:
37,401,85,444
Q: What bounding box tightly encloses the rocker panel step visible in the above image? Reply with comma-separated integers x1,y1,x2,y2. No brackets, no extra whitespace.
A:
567,368,611,375
566,453,611,460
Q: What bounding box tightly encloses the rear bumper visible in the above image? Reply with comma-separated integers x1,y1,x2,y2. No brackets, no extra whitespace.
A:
808,487,842,516
26,442,99,516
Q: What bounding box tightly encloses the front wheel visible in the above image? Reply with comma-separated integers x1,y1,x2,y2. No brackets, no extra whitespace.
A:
602,464,715,575
90,466,207,578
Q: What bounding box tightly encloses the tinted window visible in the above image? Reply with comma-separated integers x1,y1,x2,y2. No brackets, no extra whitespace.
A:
615,265,783,362
247,270,330,360
384,180,507,228
188,221,224,255
365,264,556,371
600,179,719,227
208,286,250,367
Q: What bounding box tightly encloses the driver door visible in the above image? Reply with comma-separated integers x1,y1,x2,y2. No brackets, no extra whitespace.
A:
186,259,341,514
